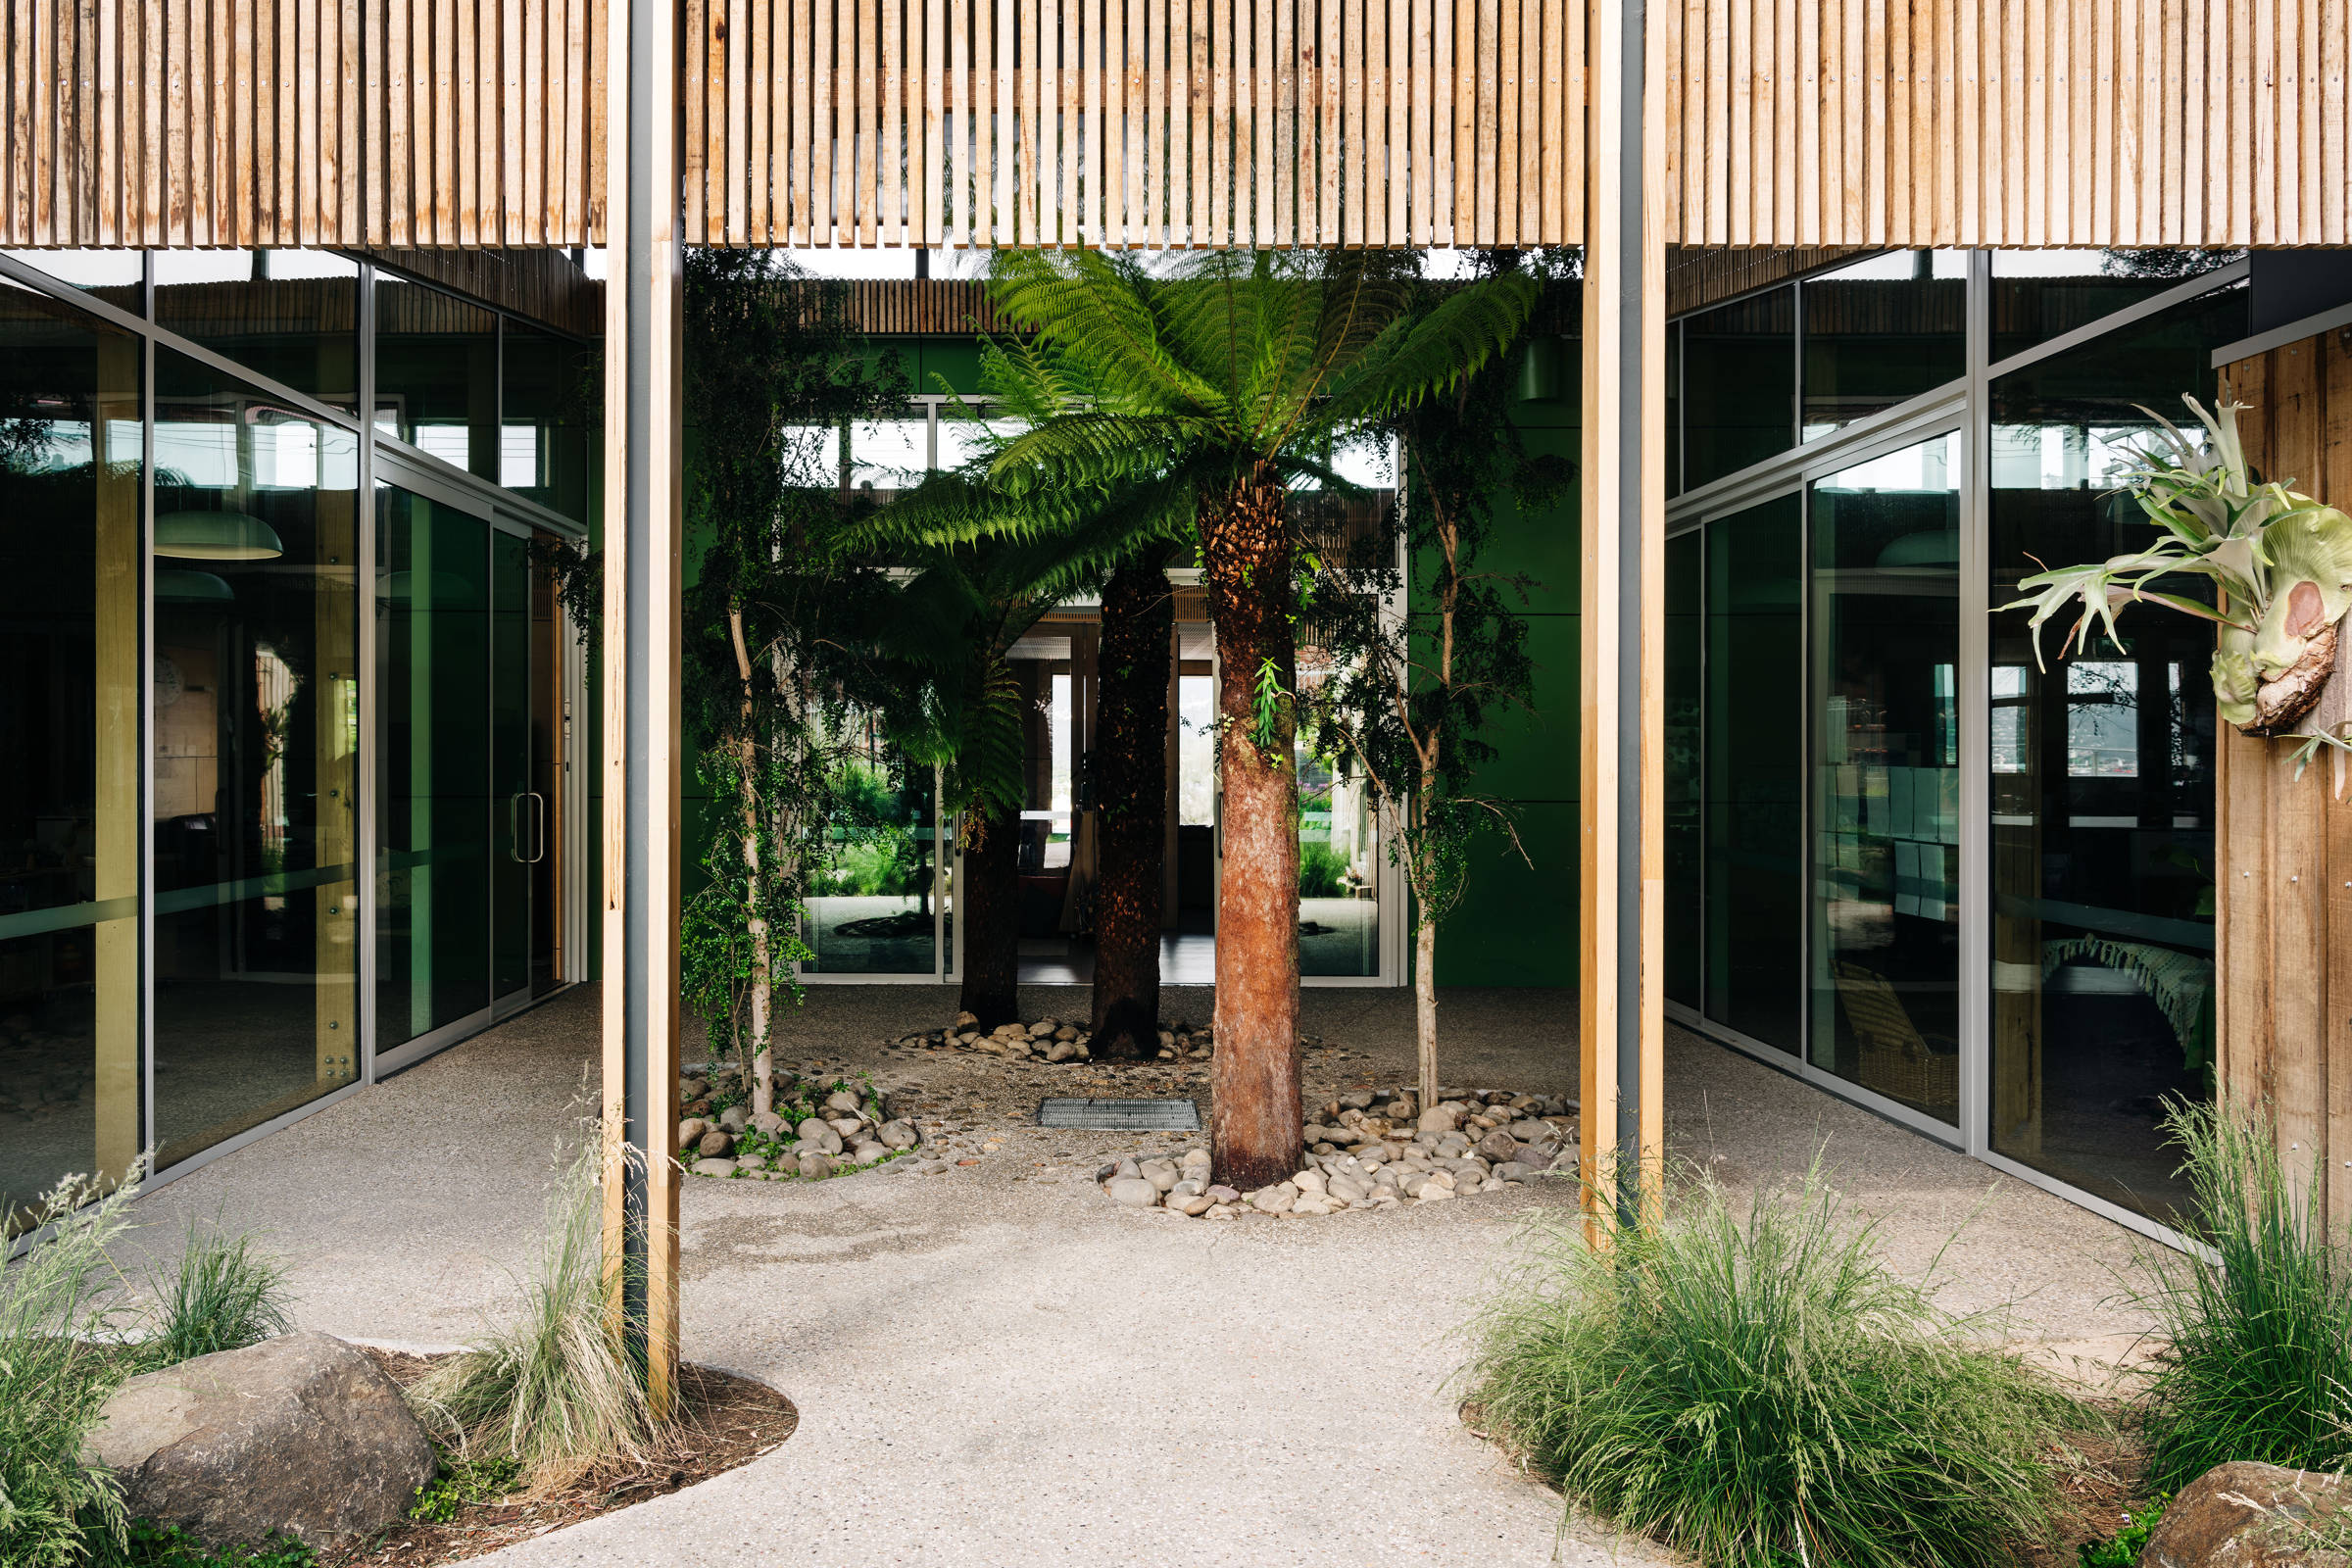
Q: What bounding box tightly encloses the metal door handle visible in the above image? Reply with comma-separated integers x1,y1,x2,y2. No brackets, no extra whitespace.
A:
509,794,525,862
526,791,548,864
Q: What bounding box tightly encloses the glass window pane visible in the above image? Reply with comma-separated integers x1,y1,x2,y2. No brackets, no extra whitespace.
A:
1705,493,1804,1052
1800,251,1967,440
501,318,592,520
1665,530,1701,1008
1683,286,1795,489
374,486,492,1046
1986,280,2244,1226
849,416,929,491
1299,744,1380,978
374,273,499,480
154,250,360,412
0,279,142,1229
3,249,144,313
1991,248,2243,365
1810,431,1961,1124
152,348,362,1170
805,724,938,975
936,404,1014,471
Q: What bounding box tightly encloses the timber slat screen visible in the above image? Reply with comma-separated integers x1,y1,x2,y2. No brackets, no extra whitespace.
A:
4,0,2349,250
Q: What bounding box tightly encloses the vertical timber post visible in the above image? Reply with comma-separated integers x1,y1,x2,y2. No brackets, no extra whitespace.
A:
602,0,686,1412
1579,0,1666,1238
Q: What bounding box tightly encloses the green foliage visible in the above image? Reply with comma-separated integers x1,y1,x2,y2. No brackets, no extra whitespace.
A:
1298,840,1351,898
96,1520,314,1568
2077,1494,2168,1568
0,1171,144,1568
1466,1165,2082,1568
2132,1102,2352,1491
145,1225,291,1369
714,1073,903,1180
407,1139,661,1494
406,1453,522,1524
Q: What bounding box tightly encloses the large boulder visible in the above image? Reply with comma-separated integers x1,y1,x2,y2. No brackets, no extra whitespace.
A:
87,1332,434,1550
2139,1461,2352,1567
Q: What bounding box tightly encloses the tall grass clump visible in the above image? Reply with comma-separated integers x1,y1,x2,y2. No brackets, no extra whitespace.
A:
2132,1102,2352,1491
145,1223,291,1368
1465,1166,2082,1568
407,1138,662,1494
0,1171,144,1568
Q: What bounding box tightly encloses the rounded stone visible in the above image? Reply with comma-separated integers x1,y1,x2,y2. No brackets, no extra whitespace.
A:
798,1152,837,1179
1108,1177,1161,1207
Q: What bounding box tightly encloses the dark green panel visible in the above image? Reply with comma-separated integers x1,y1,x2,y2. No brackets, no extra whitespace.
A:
1432,802,1579,987
1665,531,1701,1009
1459,612,1580,804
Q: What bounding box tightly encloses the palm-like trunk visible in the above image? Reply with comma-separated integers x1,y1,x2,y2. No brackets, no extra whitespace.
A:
1090,555,1172,1058
727,604,775,1115
958,805,1021,1026
1200,465,1302,1191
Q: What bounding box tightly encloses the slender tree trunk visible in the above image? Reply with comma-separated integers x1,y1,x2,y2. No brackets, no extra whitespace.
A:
1091,554,1173,1058
728,605,774,1116
1416,908,1439,1109
1200,465,1302,1191
958,804,1022,1027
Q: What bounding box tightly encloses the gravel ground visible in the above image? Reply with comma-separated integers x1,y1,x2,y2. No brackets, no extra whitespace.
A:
108,981,2160,1567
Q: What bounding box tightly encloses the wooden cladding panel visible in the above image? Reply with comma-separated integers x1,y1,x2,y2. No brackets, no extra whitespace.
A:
0,0,606,247
3,0,2351,249
2219,322,2352,1230
688,0,1585,245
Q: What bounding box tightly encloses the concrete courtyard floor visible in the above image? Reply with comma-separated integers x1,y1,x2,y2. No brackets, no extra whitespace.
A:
114,983,2162,1567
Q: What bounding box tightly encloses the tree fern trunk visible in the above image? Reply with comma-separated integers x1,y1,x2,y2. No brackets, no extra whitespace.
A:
958,806,1021,1028
1091,554,1173,1058
1201,466,1302,1191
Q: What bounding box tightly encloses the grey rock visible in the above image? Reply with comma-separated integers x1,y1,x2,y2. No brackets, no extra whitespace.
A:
1045,1041,1076,1062
1114,1157,1142,1181
717,1104,751,1135
1250,1183,1298,1215
1206,1185,1241,1203
1326,1173,1371,1202
850,1141,889,1164
878,1118,920,1149
1474,1129,1521,1162
751,1109,787,1138
1180,1147,1212,1169
1174,1193,1215,1216
798,1152,837,1179
826,1115,863,1140
697,1129,733,1157
1108,1177,1161,1207
1509,1119,1550,1142
797,1117,844,1154
1494,1161,1532,1183
824,1090,863,1115
1140,1158,1181,1193
1417,1183,1455,1202
87,1332,432,1550
2139,1460,2352,1567
676,1117,709,1147
692,1157,739,1177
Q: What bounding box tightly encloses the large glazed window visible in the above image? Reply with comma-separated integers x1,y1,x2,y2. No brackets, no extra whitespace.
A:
1706,493,1805,1053
1664,530,1701,1007
1808,432,1962,1124
1683,289,1795,490
1984,281,2244,1225
1990,250,2243,366
0,279,142,1229
374,274,498,479
1800,253,1967,440
501,318,592,521
151,348,361,1170
805,721,939,976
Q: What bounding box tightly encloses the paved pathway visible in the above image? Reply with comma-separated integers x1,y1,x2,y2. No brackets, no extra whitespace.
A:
111,984,2156,1567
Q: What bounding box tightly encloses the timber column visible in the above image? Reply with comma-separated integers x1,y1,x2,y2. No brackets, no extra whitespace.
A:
603,0,686,1409
1579,0,1667,1233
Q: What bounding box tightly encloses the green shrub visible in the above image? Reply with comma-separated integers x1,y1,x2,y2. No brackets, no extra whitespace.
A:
95,1519,313,1568
145,1225,291,1369
0,1171,145,1568
406,1453,522,1524
1465,1167,2082,1568
406,1139,661,1494
1298,840,1351,898
2077,1494,2168,1567
2132,1102,2352,1491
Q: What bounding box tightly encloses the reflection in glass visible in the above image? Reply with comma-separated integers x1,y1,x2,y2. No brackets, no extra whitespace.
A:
805,722,938,975
1664,531,1701,1007
374,274,499,479
1706,494,1804,1051
1683,287,1794,489
1809,432,1961,1123
1299,743,1379,978
3,249,144,313
1986,281,2243,1225
849,416,930,491
152,348,361,1169
501,318,591,520
153,251,360,411
0,280,142,1227
375,487,491,1047
1990,249,2242,365
1800,252,1966,439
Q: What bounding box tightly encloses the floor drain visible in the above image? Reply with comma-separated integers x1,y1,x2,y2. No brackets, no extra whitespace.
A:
1037,1097,1202,1131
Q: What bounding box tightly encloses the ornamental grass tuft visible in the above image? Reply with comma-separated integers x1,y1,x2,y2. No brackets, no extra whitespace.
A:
2132,1102,2352,1492
1464,1163,2082,1568
145,1223,291,1369
406,1136,662,1495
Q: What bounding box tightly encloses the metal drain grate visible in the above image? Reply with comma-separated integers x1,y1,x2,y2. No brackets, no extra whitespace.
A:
1037,1097,1202,1131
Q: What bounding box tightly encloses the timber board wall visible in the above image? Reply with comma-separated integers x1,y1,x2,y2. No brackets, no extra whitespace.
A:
4,0,2350,251
2218,320,2352,1225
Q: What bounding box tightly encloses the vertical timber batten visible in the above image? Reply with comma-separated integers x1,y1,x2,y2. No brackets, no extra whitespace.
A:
1580,0,1666,1236
602,0,685,1413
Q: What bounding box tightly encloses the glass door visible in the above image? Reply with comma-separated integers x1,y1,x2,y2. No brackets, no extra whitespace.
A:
489,523,535,1011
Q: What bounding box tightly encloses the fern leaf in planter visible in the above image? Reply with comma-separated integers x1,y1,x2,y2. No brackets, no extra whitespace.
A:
2001,395,2352,752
